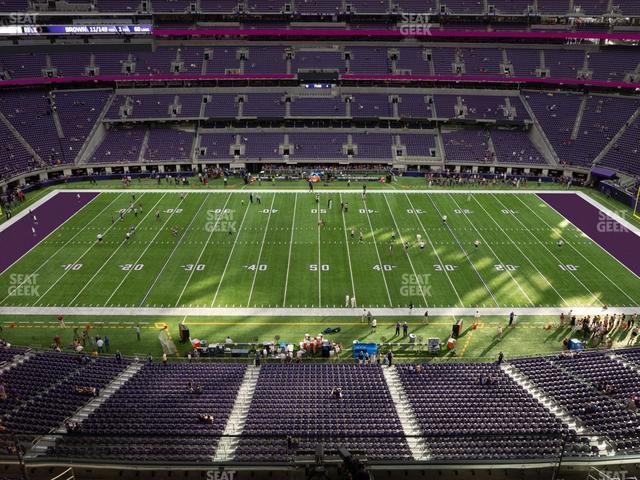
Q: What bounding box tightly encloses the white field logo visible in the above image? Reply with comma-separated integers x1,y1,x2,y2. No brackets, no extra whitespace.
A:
400,273,432,297
8,273,39,297
399,14,433,36
596,210,629,233
206,208,236,233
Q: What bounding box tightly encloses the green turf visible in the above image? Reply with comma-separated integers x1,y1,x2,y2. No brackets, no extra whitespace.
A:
1,191,639,309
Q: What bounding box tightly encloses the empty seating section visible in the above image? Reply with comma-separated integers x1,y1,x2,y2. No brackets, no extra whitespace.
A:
241,133,283,160
50,363,247,461
145,129,194,162
352,133,393,158
2,0,638,13
245,47,287,74
537,0,570,15
523,91,585,165
199,0,238,12
599,115,640,176
90,127,147,163
401,134,437,156
490,130,547,165
292,50,345,73
237,364,411,461
351,94,393,117
396,0,438,13
53,90,112,162
0,352,100,422
5,358,130,434
289,133,348,160
243,94,286,117
442,129,491,162
397,363,577,460
204,94,238,117
198,133,236,160
491,0,532,14
442,0,485,14
291,97,346,117
0,46,638,84
0,120,37,181
0,91,65,166
511,356,640,453
0,351,637,461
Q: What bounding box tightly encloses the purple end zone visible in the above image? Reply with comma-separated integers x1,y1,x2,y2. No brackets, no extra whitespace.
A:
538,193,640,277
0,192,99,274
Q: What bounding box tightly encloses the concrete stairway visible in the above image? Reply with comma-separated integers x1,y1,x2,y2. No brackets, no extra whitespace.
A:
501,363,613,456
25,361,143,460
213,365,261,462
382,366,430,461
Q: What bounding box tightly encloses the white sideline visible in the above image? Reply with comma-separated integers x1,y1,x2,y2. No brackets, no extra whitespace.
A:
34,188,599,194
0,306,636,317
0,190,58,233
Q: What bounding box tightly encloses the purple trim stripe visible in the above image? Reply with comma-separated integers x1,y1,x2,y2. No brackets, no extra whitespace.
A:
154,28,640,41
538,193,640,277
0,192,99,274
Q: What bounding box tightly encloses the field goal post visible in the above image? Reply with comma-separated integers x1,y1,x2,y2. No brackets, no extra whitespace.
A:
634,187,640,220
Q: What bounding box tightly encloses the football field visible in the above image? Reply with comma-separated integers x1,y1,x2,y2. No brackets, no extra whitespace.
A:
2,190,639,311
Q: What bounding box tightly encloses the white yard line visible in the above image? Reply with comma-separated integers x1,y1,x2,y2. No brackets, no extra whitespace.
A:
404,193,463,308
339,193,356,302
448,193,534,307
210,203,251,307
516,195,639,306
247,195,276,307
102,194,186,306
1,305,630,317
66,194,165,307
362,195,393,307
138,193,211,307
471,196,569,307
174,193,234,307
316,196,322,306
34,193,151,306
282,193,298,307
426,194,500,307
382,193,429,307
0,193,121,304
491,194,602,306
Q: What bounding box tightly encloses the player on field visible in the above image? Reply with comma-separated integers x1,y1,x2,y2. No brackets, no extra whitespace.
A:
557,239,564,248
389,241,394,255
171,227,179,237
344,202,348,212
391,231,396,241
419,240,425,250
180,192,185,201
97,233,103,243
359,231,364,243
155,210,160,221
318,219,325,229
416,233,422,243
351,227,355,239
133,207,138,217
404,241,409,253
350,296,356,308
442,215,447,224
474,239,480,249
125,231,131,241
315,193,320,204
256,194,261,205
31,226,36,236
345,294,350,307
119,210,124,220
